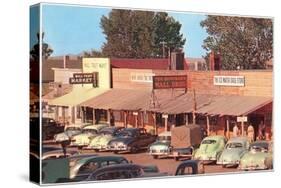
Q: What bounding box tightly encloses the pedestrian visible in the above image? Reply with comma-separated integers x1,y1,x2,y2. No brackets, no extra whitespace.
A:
247,124,255,142
233,124,239,137
258,121,266,140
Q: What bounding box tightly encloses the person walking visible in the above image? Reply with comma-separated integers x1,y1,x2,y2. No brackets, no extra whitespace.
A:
247,124,255,142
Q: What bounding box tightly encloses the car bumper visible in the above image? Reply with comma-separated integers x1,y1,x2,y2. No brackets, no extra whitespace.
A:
239,165,267,170
86,145,108,150
217,161,240,165
149,151,170,156
108,145,128,151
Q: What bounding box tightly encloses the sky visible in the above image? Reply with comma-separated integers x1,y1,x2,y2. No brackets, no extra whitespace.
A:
40,4,208,58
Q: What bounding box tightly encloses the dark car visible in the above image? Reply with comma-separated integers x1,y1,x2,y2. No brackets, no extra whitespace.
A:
99,126,124,136
175,160,205,175
86,164,144,181
30,117,64,140
108,128,157,153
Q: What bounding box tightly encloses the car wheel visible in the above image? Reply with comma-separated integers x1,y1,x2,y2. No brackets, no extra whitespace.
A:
222,164,227,168
130,146,138,153
94,149,99,152
113,151,119,154
153,155,158,159
78,146,83,150
174,157,179,161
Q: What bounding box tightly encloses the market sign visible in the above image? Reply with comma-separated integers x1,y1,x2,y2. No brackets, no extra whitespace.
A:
69,72,98,87
153,75,187,89
214,76,245,87
237,116,248,122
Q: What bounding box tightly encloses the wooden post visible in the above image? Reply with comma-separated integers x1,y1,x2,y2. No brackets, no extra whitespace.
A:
124,111,127,128
226,118,230,139
107,110,111,124
207,115,210,136
185,113,189,126
163,114,168,132
92,109,96,124
153,113,157,135
241,116,245,136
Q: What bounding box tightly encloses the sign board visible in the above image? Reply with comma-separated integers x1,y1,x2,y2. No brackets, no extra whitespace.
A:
131,72,155,83
214,76,245,87
153,75,187,89
69,72,98,87
237,116,248,122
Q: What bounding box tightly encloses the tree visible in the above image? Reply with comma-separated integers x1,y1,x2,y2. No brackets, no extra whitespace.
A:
201,16,273,70
99,9,186,58
83,49,104,57
30,32,53,62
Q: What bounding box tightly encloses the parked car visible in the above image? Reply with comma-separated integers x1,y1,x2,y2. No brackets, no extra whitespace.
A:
217,137,249,167
175,160,205,175
107,128,157,153
69,125,105,148
42,149,80,160
86,164,166,181
69,155,129,180
86,127,124,151
192,135,226,164
239,140,273,170
148,131,171,159
54,125,82,142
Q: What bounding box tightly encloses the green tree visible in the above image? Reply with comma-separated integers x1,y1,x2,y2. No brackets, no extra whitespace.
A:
100,9,186,58
30,32,53,62
201,16,273,70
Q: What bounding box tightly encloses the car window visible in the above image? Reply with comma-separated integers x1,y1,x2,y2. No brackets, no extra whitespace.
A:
179,166,194,175
202,140,216,144
78,161,99,175
100,160,119,167
158,136,171,142
226,143,243,149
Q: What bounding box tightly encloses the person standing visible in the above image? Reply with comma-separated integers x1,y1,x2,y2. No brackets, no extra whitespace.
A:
247,124,255,142
233,124,239,137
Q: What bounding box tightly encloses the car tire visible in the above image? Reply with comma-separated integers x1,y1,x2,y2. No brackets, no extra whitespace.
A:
94,149,99,152
174,157,179,161
113,151,119,154
130,146,138,154
222,164,226,168
153,155,158,159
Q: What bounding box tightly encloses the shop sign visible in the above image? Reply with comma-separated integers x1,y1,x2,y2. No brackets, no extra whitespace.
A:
131,72,154,83
153,75,187,89
69,72,98,87
237,116,248,122
214,76,245,86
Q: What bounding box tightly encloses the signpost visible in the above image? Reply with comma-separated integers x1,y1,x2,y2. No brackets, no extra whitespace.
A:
69,72,99,87
153,75,187,89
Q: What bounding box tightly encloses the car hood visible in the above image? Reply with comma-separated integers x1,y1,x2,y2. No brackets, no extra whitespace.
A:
109,137,135,145
198,144,219,154
72,132,96,139
220,148,245,161
240,151,269,165
89,135,114,146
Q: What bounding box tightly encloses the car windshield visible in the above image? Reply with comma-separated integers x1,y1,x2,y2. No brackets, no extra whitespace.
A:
226,142,243,149
202,139,216,144
158,136,171,142
117,130,136,137
66,127,80,131
250,143,268,152
82,129,96,134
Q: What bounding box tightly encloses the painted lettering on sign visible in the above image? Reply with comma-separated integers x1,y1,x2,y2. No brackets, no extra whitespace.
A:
214,76,245,86
69,72,99,87
153,75,187,89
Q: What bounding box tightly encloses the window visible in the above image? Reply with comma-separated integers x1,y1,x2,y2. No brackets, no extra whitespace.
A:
78,161,99,175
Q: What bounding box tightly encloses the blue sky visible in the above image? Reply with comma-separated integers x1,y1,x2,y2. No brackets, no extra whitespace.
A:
41,4,208,58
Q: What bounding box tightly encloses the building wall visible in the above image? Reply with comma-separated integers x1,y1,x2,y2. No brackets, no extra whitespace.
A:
112,68,272,97
53,68,81,84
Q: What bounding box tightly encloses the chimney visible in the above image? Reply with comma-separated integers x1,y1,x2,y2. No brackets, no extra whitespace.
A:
171,51,184,70
209,51,221,71
63,55,69,69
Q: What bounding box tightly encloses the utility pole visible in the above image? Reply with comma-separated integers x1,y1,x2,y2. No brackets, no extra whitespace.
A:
160,41,167,58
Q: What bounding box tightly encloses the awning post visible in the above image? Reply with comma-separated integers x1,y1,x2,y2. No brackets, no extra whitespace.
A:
163,114,168,132
185,113,189,126
226,118,230,139
107,110,111,124
92,108,96,124
207,115,210,136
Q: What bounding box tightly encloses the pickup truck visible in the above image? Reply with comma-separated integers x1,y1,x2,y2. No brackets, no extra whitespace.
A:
107,128,157,153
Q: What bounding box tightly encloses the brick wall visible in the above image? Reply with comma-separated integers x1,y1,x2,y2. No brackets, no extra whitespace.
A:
112,68,272,97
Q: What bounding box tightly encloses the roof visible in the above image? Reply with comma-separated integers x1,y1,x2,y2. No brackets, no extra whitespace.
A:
80,89,272,116
110,58,169,70
49,87,108,106
80,88,151,111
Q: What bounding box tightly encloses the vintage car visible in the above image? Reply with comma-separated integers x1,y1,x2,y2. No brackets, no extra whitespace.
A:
69,155,129,180
86,164,166,181
192,135,226,163
69,123,110,148
217,137,249,167
86,127,124,151
42,149,80,160
107,128,157,153
239,140,273,170
54,125,83,142
148,131,171,159
175,160,205,175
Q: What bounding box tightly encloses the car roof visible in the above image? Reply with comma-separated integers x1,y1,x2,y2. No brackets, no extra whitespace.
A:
203,135,225,140
227,137,248,143
159,131,171,137
77,155,127,165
